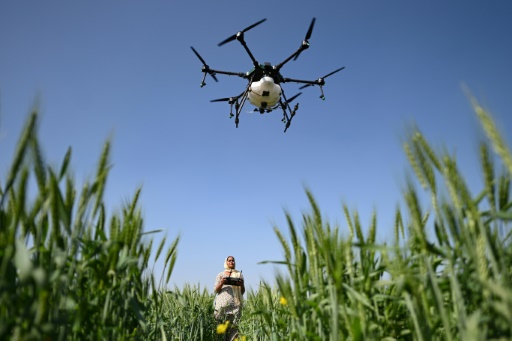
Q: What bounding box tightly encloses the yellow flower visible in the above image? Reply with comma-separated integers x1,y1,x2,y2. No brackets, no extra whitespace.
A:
234,336,247,341
279,296,287,305
217,321,230,334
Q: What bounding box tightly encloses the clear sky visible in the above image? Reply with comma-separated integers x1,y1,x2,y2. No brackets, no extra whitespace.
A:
1,1,511,292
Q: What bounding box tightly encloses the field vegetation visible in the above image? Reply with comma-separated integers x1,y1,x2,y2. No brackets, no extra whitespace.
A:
1,98,510,340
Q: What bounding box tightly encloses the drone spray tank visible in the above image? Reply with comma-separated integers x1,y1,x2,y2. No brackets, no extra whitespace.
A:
247,76,282,112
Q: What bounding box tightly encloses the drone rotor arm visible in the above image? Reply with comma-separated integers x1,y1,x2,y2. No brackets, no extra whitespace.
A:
275,47,305,71
218,19,267,67
286,66,344,92
275,18,316,71
210,69,248,78
284,77,325,98
282,77,318,86
219,33,260,67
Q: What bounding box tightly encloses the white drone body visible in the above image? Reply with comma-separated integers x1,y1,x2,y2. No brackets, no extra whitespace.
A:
248,76,282,109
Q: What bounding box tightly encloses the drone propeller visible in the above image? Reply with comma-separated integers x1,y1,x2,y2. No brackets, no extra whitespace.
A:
190,46,218,84
284,92,302,105
211,97,237,103
218,18,267,46
278,92,301,117
299,66,345,89
210,91,248,120
293,18,316,61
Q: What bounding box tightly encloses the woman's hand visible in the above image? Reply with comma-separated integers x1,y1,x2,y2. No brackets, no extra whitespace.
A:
215,277,227,293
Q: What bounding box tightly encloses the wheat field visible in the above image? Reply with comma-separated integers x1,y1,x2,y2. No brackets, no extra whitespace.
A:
1,98,510,340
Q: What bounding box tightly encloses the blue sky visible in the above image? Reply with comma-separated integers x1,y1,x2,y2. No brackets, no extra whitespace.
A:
1,1,511,292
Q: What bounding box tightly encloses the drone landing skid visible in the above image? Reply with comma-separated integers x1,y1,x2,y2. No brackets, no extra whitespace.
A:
228,93,299,132
214,85,302,132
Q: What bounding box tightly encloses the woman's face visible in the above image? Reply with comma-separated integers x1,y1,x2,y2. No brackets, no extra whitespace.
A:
226,257,235,269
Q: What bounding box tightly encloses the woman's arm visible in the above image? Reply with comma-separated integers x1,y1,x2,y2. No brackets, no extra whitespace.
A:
214,275,226,293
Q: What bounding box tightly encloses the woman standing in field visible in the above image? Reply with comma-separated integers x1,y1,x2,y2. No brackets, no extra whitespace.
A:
213,256,245,340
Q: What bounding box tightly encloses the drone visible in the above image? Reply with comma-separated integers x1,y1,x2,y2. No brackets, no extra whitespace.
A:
191,18,345,132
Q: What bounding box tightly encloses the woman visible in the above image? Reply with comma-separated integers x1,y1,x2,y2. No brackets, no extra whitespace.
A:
213,256,245,340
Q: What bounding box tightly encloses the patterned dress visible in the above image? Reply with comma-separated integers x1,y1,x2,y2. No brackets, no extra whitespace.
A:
215,271,244,325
